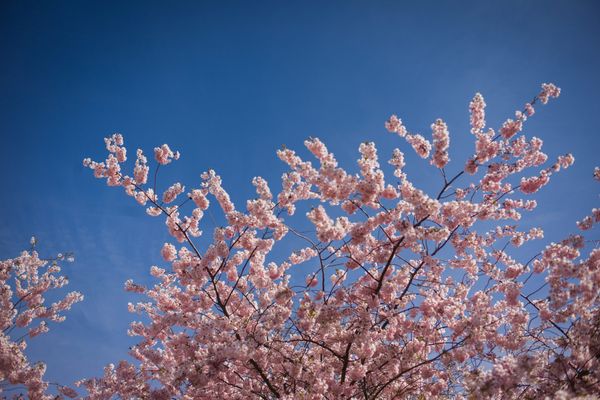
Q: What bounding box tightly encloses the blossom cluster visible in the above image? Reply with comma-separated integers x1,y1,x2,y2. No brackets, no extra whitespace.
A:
1,246,82,399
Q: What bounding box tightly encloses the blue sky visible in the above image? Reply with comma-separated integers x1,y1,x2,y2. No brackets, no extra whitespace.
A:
1,0,599,390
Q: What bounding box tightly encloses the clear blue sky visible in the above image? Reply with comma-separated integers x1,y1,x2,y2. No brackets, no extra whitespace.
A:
1,0,599,390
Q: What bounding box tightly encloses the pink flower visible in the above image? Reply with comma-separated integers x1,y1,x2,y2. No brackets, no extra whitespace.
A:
115,147,127,163
520,171,549,194
189,189,210,209
385,114,407,137
525,102,535,116
58,386,78,398
469,93,486,134
162,182,185,204
305,274,318,287
465,158,478,174
134,149,149,184
500,117,523,140
154,144,180,165
161,243,177,261
538,82,561,104
577,216,593,230
252,176,272,200
124,279,145,293
406,133,431,158
430,118,450,168
389,148,406,178
28,321,48,338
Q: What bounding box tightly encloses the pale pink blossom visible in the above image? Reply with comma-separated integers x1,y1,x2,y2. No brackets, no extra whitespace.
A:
538,82,561,104
525,102,535,116
469,93,486,134
406,133,431,158
252,176,272,200
160,243,177,261
389,148,406,178
0,249,82,399
154,144,180,165
385,114,407,136
189,189,210,209
430,118,450,168
465,158,478,174
520,171,550,194
500,116,523,139
133,149,149,184
162,182,185,203
124,279,145,293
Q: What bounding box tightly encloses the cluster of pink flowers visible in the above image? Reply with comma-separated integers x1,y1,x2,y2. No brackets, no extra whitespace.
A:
405,133,431,159
469,92,486,134
539,82,561,104
161,182,185,203
133,149,149,185
160,242,177,261
525,102,535,116
307,205,351,242
577,208,600,231
500,115,524,139
384,114,407,137
520,171,550,194
1,247,82,399
388,148,406,179
430,119,450,168
153,143,180,165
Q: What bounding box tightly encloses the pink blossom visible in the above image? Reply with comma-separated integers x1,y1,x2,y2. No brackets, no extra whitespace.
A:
0,249,82,398
469,93,486,134
28,321,49,338
389,148,406,178
189,189,210,209
577,215,593,230
202,170,235,214
405,133,431,158
474,129,500,163
385,114,407,136
465,158,478,174
133,149,149,185
161,243,177,261
162,182,184,203
305,274,318,287
154,143,180,165
525,102,535,116
252,176,272,200
538,82,561,104
124,279,145,293
520,171,550,194
500,116,523,139
430,118,450,168
58,386,78,398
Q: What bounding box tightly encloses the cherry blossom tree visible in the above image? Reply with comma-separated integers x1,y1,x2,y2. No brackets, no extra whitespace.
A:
5,83,597,399
1,239,82,399
77,83,600,399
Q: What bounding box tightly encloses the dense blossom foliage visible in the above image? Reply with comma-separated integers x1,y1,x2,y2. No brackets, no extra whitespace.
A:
0,240,82,399
3,83,598,399
77,83,598,399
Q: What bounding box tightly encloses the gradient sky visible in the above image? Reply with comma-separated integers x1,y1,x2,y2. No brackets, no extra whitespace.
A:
1,0,599,391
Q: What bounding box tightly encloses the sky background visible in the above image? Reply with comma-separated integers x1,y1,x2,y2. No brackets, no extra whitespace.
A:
1,0,599,391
